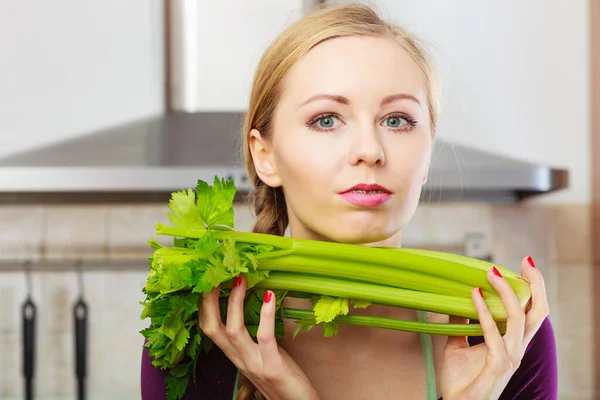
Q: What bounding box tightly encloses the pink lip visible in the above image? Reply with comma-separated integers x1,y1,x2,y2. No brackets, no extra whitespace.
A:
339,183,392,207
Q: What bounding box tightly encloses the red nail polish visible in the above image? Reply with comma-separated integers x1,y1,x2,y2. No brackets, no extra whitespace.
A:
478,288,483,297
492,266,503,278
527,256,536,268
233,276,242,287
264,291,273,303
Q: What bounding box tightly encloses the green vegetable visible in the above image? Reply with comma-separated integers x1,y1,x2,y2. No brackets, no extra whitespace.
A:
140,176,531,400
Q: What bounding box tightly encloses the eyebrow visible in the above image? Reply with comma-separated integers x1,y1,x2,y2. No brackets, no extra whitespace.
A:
301,94,349,106
380,93,421,106
300,93,421,107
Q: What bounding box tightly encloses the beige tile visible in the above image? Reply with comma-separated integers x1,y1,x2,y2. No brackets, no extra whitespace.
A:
422,204,493,248
0,333,19,397
548,205,592,264
234,203,256,232
552,264,594,397
557,331,594,398
87,321,108,399
38,333,74,396
101,271,149,335
0,273,27,334
107,204,171,260
0,206,44,260
43,206,109,260
98,333,144,399
554,264,594,334
401,205,431,247
37,272,78,334
491,205,551,264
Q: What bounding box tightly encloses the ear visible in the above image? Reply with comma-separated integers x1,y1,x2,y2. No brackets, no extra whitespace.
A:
422,161,431,185
249,128,282,187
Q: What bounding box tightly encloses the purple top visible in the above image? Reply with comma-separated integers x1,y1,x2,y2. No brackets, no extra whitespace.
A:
141,317,558,400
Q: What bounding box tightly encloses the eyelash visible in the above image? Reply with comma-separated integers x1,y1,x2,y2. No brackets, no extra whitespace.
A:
306,112,418,133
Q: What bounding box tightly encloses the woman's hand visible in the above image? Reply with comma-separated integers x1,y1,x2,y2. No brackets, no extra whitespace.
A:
440,256,549,400
199,275,319,400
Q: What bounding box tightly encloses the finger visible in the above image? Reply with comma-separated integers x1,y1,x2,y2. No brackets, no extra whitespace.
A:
257,290,281,367
520,256,550,346
488,267,525,362
198,286,241,363
472,287,506,362
444,315,470,350
225,276,260,362
199,286,224,334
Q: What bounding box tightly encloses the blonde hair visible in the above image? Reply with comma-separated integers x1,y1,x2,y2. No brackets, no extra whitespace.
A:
236,3,439,398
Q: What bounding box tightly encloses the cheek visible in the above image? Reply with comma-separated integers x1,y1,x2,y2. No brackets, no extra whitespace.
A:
391,139,431,179
273,138,342,188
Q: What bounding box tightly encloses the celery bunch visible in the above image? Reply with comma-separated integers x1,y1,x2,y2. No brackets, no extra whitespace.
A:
140,177,531,400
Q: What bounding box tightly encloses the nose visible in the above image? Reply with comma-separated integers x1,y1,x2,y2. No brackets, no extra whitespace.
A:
348,125,386,167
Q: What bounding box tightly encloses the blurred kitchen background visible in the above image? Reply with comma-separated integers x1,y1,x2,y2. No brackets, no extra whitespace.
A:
0,0,595,399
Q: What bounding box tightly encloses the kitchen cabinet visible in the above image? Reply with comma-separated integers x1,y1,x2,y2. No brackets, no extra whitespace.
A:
175,1,307,111
376,0,588,203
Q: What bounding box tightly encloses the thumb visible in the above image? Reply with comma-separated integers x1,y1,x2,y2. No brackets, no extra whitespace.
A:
445,315,470,350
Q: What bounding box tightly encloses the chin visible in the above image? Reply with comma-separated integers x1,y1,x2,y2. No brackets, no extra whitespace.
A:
321,226,397,245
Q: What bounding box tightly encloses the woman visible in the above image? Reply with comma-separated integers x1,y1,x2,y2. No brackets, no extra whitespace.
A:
142,4,557,399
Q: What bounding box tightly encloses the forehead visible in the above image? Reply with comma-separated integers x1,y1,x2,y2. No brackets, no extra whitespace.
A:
281,36,427,104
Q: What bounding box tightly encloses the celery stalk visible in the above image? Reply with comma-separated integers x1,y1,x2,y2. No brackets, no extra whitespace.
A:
282,308,506,336
256,272,510,321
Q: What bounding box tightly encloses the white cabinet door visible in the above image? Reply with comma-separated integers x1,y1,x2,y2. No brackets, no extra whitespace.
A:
173,1,307,111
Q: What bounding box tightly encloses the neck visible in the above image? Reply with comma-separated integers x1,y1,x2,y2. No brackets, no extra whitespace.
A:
288,223,403,248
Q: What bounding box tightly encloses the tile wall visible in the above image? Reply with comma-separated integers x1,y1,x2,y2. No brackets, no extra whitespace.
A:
0,202,592,399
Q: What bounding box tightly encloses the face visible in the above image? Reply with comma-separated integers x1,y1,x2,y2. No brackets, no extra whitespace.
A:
250,36,433,245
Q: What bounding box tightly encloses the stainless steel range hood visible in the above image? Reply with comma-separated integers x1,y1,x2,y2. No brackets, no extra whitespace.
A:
0,110,569,204
0,1,568,204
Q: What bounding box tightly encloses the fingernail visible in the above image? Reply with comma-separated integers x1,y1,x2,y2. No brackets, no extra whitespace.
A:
233,276,242,287
478,288,483,297
492,266,503,278
527,256,536,268
264,290,273,303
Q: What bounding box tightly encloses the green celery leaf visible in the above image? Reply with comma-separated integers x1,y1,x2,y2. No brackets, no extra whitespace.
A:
253,244,275,254
201,334,213,353
245,253,259,271
174,238,198,248
206,176,236,228
195,179,212,225
275,318,285,339
202,263,234,289
170,360,193,378
243,290,264,326
313,296,350,323
192,278,214,294
187,332,201,359
174,328,190,351
293,318,316,339
352,299,372,309
221,238,244,274
246,325,259,338
170,344,186,365
169,292,200,320
168,188,205,229
323,322,340,337
194,232,219,258
245,270,269,289
165,373,190,400
159,310,185,340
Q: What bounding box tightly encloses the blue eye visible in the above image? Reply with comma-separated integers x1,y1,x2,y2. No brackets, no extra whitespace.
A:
317,116,339,129
382,116,408,128
309,114,343,132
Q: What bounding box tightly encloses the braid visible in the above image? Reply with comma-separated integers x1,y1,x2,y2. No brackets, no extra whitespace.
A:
251,180,288,236
235,181,288,400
